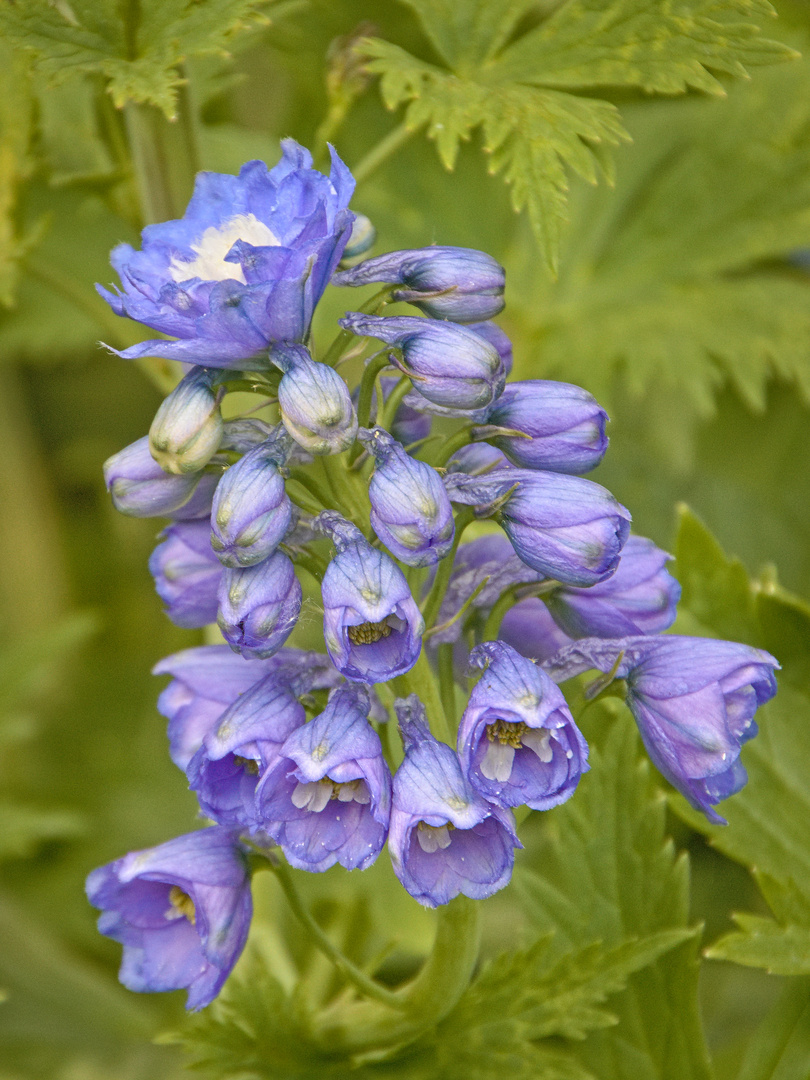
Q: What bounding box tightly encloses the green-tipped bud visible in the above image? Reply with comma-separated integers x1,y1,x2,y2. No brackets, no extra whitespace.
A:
149,367,224,475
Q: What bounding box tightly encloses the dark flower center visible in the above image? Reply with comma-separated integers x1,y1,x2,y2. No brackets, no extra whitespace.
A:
233,754,260,775
348,620,393,645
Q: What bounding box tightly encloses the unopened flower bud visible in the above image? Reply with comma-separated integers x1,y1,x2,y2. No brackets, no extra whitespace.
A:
467,322,513,376
341,213,376,261
210,430,293,568
482,380,608,474
359,427,454,566
335,247,505,322
217,551,302,659
340,314,505,411
272,344,358,454
104,436,211,518
149,367,224,474
149,520,222,628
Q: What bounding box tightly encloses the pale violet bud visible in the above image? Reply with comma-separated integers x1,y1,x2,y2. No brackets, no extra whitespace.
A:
217,551,302,659
210,428,293,568
104,436,210,518
149,367,224,475
272,343,358,454
340,214,376,262
358,427,454,567
334,247,505,322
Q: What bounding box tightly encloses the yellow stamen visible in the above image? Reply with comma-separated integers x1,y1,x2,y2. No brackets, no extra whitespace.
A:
169,886,196,925
347,620,393,645
486,719,527,749
233,755,259,775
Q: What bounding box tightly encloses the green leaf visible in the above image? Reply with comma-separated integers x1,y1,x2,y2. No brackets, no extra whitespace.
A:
363,0,792,272
707,915,810,974
736,977,810,1080
513,706,712,1080
0,42,35,308
0,613,98,719
508,52,810,413
0,0,272,117
495,0,796,95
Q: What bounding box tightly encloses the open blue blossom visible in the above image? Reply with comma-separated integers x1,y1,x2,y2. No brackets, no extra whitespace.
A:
149,367,224,475
318,512,424,683
217,551,302,659
86,828,251,1010
154,646,338,770
444,469,631,587
97,141,355,369
483,380,608,474
149,519,222,628
545,636,779,824
256,685,391,872
359,427,454,566
188,675,307,832
458,641,588,810
334,247,505,322
388,696,520,908
104,436,219,518
339,313,505,410
210,429,293,568
272,344,358,454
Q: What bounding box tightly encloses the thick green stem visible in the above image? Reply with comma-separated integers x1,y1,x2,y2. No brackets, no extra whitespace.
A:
378,375,410,432
430,426,474,468
393,648,450,743
311,895,480,1055
356,352,394,432
271,862,406,1011
437,643,459,733
124,89,199,226
481,584,520,642
352,122,419,185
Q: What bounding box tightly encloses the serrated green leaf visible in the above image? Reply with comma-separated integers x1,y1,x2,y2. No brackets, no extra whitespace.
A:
513,707,712,1080
736,977,810,1080
707,915,810,974
508,53,810,413
397,0,542,71
0,0,272,116
494,0,796,94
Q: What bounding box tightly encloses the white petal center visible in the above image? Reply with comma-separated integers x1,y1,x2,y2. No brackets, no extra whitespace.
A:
416,821,453,853
169,214,280,284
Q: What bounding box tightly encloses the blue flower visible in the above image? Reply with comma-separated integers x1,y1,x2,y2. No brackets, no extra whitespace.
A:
458,641,588,810
318,512,424,683
210,429,293,568
359,427,454,567
86,828,252,1010
339,314,505,410
483,380,608,474
149,367,224,475
256,685,391,872
97,141,355,369
466,322,513,376
154,646,339,770
545,635,779,823
272,344,358,454
188,674,308,832
334,247,505,322
388,696,520,907
149,519,222,629
217,551,302,659
103,436,219,519
444,469,631,587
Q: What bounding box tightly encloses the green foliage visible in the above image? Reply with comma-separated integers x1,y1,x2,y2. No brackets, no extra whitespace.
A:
507,51,810,414
514,707,711,1080
0,42,35,308
0,0,273,117
362,0,793,271
735,977,810,1080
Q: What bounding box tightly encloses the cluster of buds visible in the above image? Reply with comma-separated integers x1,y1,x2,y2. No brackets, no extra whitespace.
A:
88,141,778,1011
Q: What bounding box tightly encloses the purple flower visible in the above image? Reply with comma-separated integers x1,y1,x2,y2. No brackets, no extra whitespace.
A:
210,430,293,568
467,322,513,376
500,535,681,661
97,141,355,369
458,641,588,809
358,427,454,567
334,247,505,322
103,436,218,518
446,443,510,475
217,551,302,659
339,314,505,411
388,696,520,907
444,469,631,588
318,512,424,683
188,675,307,831
545,636,779,824
149,519,222,628
272,344,358,454
483,381,608,474
256,684,391,871
86,828,252,1010
154,646,338,770
149,367,224,475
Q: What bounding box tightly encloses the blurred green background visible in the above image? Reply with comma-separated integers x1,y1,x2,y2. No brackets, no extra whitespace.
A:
2,1,810,1077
